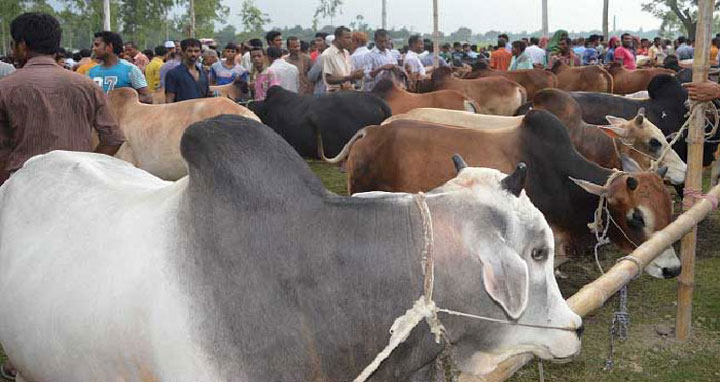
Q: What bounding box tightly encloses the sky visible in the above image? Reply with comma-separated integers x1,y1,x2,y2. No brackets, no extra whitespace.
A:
226,0,662,34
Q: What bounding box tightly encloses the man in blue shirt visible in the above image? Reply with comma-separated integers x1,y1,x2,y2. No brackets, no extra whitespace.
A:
88,31,152,103
165,38,209,103
210,42,248,86
676,36,694,60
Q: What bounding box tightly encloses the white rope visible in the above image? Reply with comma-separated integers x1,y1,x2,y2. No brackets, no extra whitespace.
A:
655,100,720,169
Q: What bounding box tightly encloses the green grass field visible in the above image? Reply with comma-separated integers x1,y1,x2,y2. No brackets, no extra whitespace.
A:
1,160,718,382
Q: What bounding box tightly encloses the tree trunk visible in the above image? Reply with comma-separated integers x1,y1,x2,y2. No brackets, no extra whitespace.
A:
190,0,196,38
382,0,387,29
542,0,548,37
103,0,111,31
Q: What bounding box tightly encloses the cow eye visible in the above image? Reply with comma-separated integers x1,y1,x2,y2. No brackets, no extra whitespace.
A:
649,138,662,152
531,247,548,261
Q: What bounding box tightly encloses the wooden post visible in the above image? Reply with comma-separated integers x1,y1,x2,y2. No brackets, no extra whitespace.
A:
382,0,387,29
432,0,439,68
541,0,548,37
478,182,720,381
602,0,609,41
677,0,713,342
103,0,111,30
189,0,196,38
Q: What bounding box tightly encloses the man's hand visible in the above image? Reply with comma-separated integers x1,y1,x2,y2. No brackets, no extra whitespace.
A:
350,69,364,80
683,80,720,102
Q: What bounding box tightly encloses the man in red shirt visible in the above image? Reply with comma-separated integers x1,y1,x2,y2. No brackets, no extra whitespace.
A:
614,33,637,70
490,38,512,71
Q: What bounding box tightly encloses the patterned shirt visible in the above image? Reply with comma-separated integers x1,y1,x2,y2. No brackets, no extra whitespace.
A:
0,56,124,184
210,61,248,86
88,59,148,93
676,43,694,60
363,47,398,91
509,52,534,71
404,50,425,75
144,56,164,91
254,67,280,101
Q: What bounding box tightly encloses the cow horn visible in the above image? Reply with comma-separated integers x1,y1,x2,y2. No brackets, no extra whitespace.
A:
452,154,468,174
501,162,528,197
657,166,669,179
635,108,645,126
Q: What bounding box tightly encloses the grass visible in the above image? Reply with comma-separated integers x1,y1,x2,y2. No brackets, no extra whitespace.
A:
2,161,718,382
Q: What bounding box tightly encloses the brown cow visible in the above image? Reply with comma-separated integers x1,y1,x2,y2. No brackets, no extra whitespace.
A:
108,88,259,180
463,62,558,99
605,62,676,95
384,105,687,185
370,79,478,114
336,110,680,278
418,66,526,115
550,61,613,93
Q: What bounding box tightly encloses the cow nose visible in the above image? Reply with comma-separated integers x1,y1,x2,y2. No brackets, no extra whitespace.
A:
662,265,682,279
575,325,585,338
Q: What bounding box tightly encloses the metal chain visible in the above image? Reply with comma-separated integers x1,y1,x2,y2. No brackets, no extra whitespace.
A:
604,284,630,371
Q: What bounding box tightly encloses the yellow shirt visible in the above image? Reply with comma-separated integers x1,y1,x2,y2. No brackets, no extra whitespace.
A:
76,61,99,75
144,57,164,91
711,46,719,62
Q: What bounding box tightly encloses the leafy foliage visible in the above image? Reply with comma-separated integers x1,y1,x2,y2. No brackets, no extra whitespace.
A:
238,0,270,34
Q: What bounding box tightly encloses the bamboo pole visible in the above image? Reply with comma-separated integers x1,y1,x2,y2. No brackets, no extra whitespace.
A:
432,0,439,68
103,0,111,30
676,0,713,342
602,0,608,41
189,0,196,38
477,183,720,382
541,0,548,37
382,0,387,29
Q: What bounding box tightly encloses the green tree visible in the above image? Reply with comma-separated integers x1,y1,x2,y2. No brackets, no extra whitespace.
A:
312,0,342,30
119,0,173,48
176,0,229,38
238,0,270,33
349,14,369,32
214,24,236,47
642,0,720,40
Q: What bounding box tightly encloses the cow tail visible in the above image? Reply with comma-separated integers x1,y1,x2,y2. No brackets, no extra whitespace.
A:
518,85,528,104
317,128,368,164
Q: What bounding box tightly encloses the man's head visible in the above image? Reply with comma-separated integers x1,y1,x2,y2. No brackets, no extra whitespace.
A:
497,38,507,50
453,41,462,51
621,33,633,49
223,42,238,63
92,31,122,60
300,40,309,53
202,49,218,66
266,31,282,49
351,31,368,52
250,46,265,68
164,40,176,54
463,43,471,52
557,37,570,53
287,36,300,56
499,33,509,42
333,26,352,50
511,40,526,56
267,46,282,64
180,38,202,65
408,34,423,53
154,45,167,59
530,37,539,46
653,37,663,47
124,41,139,58
441,43,450,52
314,32,328,52
677,36,687,45
79,48,91,58
374,29,390,51
10,12,61,63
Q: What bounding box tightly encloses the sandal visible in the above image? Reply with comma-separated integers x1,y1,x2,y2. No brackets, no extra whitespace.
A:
0,361,16,381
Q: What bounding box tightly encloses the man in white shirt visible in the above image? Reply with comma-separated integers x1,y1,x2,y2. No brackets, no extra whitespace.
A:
0,61,15,79
267,46,299,93
525,37,546,67
404,34,426,80
322,26,363,92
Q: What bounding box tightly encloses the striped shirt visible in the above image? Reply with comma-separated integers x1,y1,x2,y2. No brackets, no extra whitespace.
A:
0,56,125,184
363,47,398,91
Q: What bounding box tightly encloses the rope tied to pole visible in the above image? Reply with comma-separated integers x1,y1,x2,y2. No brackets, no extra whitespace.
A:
589,170,627,274
656,100,720,169
683,187,719,210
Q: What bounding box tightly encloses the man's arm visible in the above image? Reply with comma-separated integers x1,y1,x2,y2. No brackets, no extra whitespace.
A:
683,80,720,102
129,65,152,103
92,87,125,156
165,70,178,103
325,70,363,85
370,64,396,78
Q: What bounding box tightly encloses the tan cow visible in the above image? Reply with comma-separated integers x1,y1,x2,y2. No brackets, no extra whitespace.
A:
151,83,245,104
550,61,614,93
463,62,558,99
419,66,526,115
108,88,260,180
605,63,676,95
370,79,478,115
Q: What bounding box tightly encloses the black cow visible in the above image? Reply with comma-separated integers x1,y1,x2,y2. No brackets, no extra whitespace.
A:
567,75,719,166
249,86,392,158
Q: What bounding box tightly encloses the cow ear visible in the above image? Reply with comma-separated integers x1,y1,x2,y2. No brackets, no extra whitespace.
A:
605,115,627,126
569,177,607,196
477,243,529,320
598,125,628,139
621,154,643,173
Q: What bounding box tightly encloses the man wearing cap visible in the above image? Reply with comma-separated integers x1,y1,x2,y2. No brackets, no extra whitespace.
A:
164,40,176,55
210,43,248,86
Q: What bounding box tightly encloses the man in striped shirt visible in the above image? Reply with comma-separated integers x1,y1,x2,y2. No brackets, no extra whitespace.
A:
362,29,400,91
